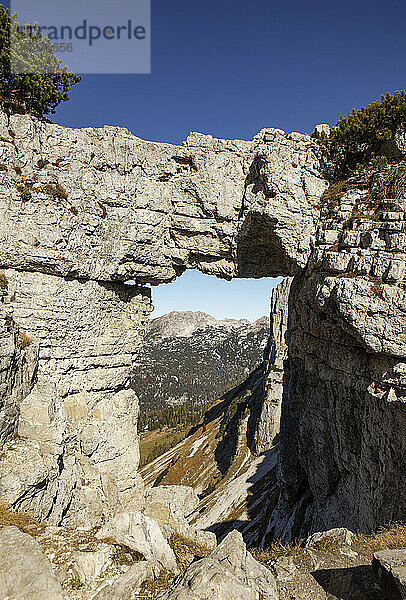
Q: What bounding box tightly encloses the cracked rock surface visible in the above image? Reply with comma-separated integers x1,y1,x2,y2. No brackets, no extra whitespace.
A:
159,530,278,600
0,109,404,540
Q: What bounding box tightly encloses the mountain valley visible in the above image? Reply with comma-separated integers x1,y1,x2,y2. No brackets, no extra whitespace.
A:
133,311,269,411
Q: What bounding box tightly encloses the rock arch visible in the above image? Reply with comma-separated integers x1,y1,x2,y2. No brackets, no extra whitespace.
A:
0,111,404,538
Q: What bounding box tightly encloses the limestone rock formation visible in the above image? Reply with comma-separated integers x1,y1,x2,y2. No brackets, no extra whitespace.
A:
269,193,406,541
373,549,406,600
0,107,404,543
144,485,200,518
95,511,179,573
0,269,151,526
0,113,327,283
0,109,328,528
147,311,252,339
0,525,63,600
159,529,278,600
70,546,112,584
249,277,292,454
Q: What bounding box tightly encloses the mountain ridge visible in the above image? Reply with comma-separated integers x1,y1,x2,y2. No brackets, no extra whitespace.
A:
133,311,269,411
148,310,268,339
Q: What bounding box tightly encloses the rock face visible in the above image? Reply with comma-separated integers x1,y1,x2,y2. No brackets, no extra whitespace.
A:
270,194,406,541
250,277,292,454
373,549,406,600
0,525,63,600
0,304,38,448
0,108,404,541
134,311,269,410
0,269,151,527
159,529,278,600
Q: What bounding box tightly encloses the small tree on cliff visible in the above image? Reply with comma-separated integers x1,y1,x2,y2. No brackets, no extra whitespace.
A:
0,5,80,117
321,91,406,173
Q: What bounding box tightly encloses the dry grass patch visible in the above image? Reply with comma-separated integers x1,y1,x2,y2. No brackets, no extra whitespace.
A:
354,523,406,553
19,330,32,349
16,182,32,202
311,535,341,553
250,540,305,565
316,179,351,211
111,543,144,565
369,276,384,299
140,426,190,468
63,576,83,591
139,570,173,598
169,533,212,571
43,182,68,200
0,503,44,537
0,270,8,292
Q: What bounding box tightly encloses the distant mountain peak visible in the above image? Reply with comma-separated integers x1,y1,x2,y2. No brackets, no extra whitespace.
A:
148,310,265,339
133,310,269,412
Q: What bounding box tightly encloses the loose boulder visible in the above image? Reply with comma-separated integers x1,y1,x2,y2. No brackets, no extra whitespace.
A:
0,526,63,600
144,485,217,554
144,486,200,519
305,528,354,548
159,529,278,600
93,559,161,600
95,511,178,573
373,549,406,600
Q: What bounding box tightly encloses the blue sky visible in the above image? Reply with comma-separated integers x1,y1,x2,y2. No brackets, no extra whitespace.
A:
150,272,283,321
4,0,406,319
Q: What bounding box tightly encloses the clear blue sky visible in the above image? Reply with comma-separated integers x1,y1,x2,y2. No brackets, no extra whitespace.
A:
4,0,406,319
49,0,406,144
150,272,283,321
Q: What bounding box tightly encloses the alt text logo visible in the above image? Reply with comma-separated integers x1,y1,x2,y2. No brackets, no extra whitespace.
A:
10,0,151,74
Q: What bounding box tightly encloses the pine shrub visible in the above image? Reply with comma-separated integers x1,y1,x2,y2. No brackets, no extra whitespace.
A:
324,91,406,173
0,6,80,117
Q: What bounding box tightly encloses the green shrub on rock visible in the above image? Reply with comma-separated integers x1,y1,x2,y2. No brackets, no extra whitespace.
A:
331,91,406,147
325,91,406,173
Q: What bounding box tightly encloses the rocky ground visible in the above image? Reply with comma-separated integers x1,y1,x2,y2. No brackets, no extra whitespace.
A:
0,498,277,600
1,501,405,600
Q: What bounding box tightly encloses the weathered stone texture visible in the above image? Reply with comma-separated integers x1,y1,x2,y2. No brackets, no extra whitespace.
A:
0,112,328,283
0,110,329,527
0,269,152,526
373,549,406,600
0,525,63,600
270,195,406,541
0,109,404,540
